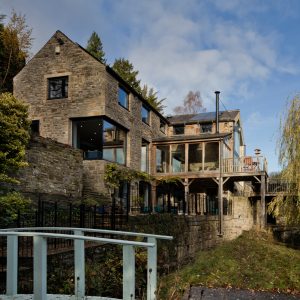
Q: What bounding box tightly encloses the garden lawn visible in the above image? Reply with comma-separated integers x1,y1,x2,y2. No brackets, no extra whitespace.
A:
158,230,300,299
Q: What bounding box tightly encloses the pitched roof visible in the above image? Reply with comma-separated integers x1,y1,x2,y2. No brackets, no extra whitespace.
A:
167,110,239,124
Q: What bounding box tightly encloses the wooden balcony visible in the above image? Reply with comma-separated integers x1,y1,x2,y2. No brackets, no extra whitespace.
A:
222,156,267,175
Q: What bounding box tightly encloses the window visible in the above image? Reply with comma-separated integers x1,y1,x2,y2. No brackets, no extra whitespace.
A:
30,120,40,135
173,124,184,135
103,120,126,164
160,119,166,133
156,145,169,173
171,144,185,172
72,117,126,164
141,140,149,172
118,86,129,109
204,142,219,170
48,76,68,99
200,123,212,133
141,105,150,124
72,117,103,160
188,143,203,171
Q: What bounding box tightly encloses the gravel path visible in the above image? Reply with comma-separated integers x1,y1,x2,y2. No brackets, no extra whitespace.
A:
183,286,300,300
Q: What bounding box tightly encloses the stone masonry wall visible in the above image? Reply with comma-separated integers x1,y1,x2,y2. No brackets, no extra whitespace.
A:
127,195,254,266
10,136,83,198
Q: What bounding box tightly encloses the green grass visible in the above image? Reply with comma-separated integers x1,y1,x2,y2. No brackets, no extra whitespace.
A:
158,230,300,299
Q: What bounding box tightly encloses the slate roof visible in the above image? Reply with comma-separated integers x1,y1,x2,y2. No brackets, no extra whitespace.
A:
167,110,239,124
153,132,231,143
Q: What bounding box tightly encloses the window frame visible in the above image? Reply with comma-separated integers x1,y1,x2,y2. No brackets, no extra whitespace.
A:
48,76,68,100
173,124,184,135
141,104,150,124
118,86,129,109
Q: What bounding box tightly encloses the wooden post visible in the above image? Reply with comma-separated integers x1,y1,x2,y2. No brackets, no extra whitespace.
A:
260,175,266,228
184,178,189,215
218,177,223,235
151,184,157,213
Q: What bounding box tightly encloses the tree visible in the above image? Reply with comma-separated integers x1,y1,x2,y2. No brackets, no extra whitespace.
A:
112,58,141,92
0,10,33,92
86,31,106,64
268,95,300,224
0,93,31,183
173,90,206,114
141,84,165,113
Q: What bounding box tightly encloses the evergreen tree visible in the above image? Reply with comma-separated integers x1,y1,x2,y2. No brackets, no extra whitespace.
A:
112,58,141,92
0,93,30,183
141,84,165,113
86,31,106,64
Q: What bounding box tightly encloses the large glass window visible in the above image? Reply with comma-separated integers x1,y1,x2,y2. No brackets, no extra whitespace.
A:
171,144,185,172
204,142,219,170
188,143,202,171
103,120,126,164
156,145,169,173
118,86,129,109
142,105,150,124
141,140,149,172
73,117,103,159
48,76,68,99
72,117,126,163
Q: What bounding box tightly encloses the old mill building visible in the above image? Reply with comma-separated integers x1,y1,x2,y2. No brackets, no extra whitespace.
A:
13,31,269,234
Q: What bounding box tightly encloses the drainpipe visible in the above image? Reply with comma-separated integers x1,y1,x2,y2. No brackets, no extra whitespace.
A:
215,91,220,134
215,91,223,235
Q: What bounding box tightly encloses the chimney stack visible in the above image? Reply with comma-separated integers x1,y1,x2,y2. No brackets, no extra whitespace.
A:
215,91,220,134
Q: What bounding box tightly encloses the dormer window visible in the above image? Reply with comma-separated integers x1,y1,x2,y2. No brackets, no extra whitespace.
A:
48,76,68,99
200,123,212,133
118,86,129,109
173,124,184,135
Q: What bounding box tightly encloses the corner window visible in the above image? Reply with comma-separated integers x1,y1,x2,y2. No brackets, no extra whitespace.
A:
173,124,184,135
142,105,150,124
200,123,212,133
48,76,68,99
118,86,129,109
72,117,127,164
103,120,126,164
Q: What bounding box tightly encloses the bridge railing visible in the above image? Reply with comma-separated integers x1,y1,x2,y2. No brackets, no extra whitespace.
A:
0,227,173,300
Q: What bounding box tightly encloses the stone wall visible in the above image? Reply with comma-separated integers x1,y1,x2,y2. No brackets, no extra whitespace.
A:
10,136,83,198
127,195,255,266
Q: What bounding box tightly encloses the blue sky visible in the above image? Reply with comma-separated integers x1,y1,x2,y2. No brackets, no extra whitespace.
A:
1,0,300,173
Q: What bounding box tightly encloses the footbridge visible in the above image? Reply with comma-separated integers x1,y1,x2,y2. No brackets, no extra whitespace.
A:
0,227,173,300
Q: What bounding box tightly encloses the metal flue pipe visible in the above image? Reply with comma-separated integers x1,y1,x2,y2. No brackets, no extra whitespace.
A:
215,91,220,133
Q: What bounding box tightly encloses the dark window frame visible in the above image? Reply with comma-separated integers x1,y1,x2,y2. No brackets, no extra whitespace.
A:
118,86,129,109
30,120,40,135
141,105,150,124
48,76,68,99
173,124,184,135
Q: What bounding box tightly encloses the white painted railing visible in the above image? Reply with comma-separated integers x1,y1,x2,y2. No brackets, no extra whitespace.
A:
0,227,173,300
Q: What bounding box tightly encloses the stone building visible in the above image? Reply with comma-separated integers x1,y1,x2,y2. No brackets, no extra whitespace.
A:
14,30,268,231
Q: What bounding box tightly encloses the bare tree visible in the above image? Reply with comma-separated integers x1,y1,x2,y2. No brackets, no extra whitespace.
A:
173,91,206,114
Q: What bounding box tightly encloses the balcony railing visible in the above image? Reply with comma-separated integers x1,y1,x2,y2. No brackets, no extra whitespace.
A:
222,156,267,174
